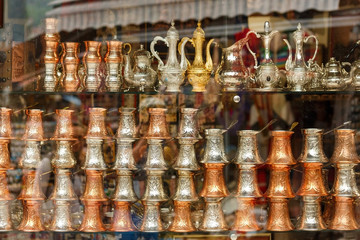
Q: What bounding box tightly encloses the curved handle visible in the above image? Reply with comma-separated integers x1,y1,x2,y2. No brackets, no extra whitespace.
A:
283,39,292,71
245,30,260,69
178,37,191,67
123,43,132,55
205,39,215,72
304,35,318,68
150,36,167,68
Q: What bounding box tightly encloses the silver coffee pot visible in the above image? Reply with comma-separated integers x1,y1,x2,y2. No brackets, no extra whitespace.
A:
284,23,319,91
124,45,157,92
247,21,281,90
150,21,187,92
322,57,351,90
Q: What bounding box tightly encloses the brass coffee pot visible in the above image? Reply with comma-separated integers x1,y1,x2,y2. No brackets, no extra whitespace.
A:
179,22,215,92
150,21,188,92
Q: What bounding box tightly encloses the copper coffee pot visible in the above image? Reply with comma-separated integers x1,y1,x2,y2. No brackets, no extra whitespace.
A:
0,108,13,140
296,163,328,196
109,201,136,232
199,163,229,198
17,200,45,232
80,170,107,201
79,200,106,232
0,141,11,170
328,196,358,230
140,201,164,232
22,109,46,141
105,41,130,91
264,165,295,198
199,198,228,232
232,198,261,231
43,40,59,92
18,170,46,200
85,108,110,140
51,109,76,141
266,198,294,231
168,201,196,232
266,131,296,165
331,129,360,164
60,42,81,92
48,200,74,231
144,108,171,139
83,41,102,92
0,170,13,201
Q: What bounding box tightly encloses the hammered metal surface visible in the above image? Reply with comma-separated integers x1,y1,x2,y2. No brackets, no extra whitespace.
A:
51,109,76,141
19,141,42,169
113,139,137,170
18,170,46,200
168,201,196,232
22,109,46,141
177,108,200,139
79,201,106,232
109,201,136,231
144,108,171,139
232,198,262,231
297,163,328,196
264,165,295,198
200,163,229,198
142,170,168,202
0,141,11,170
85,108,110,140
80,170,107,201
0,108,12,140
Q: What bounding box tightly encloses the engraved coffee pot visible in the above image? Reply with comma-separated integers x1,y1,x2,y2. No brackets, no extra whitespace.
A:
179,22,215,92
284,23,319,91
322,57,351,90
215,30,256,91
247,21,282,90
124,45,157,92
150,21,188,92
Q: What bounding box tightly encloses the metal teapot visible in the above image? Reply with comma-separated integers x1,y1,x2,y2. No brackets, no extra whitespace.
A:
322,57,351,90
283,23,319,91
179,22,215,92
215,31,256,92
247,21,281,90
124,45,157,92
150,21,187,92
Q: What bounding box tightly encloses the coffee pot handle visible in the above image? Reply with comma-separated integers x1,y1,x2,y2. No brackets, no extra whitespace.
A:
304,35,318,68
123,43,132,55
150,36,167,68
245,31,260,69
